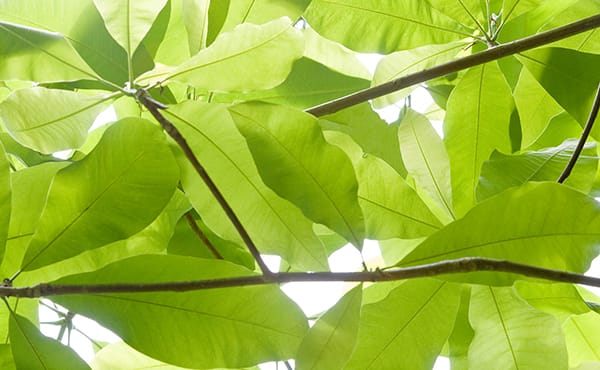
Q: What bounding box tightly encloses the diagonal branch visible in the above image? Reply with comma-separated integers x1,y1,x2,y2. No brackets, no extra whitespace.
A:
184,212,224,259
557,82,600,183
2,257,600,298
135,90,272,276
305,14,600,117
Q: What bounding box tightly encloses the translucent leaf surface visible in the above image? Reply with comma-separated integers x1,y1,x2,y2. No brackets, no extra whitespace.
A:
304,0,473,53
9,312,89,370
398,109,455,222
444,62,513,216
563,312,600,367
230,102,365,247
478,141,598,200
514,282,590,322
399,182,600,285
0,87,110,154
345,279,460,369
51,255,308,369
296,284,362,370
165,102,328,270
155,18,303,92
0,141,9,261
20,118,179,271
468,286,568,369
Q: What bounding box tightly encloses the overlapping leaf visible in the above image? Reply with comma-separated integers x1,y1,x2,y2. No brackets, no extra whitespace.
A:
0,87,111,154
304,0,473,53
0,142,9,262
9,313,89,370
563,312,600,367
164,101,328,270
468,286,568,369
514,282,591,322
20,118,179,272
345,279,460,369
444,62,513,216
230,102,365,247
399,182,600,285
51,255,308,369
296,285,362,370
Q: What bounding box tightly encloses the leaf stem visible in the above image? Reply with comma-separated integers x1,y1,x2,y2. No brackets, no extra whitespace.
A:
3,257,600,298
135,90,272,276
305,14,600,117
184,212,224,260
557,82,600,183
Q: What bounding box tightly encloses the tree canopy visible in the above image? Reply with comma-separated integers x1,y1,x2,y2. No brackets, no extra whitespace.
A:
0,1,599,369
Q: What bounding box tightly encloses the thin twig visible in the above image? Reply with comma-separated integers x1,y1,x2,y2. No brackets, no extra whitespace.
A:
3,257,600,298
184,212,224,259
305,14,600,117
135,90,272,276
557,82,600,183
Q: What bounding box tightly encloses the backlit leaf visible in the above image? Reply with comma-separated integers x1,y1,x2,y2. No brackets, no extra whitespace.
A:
563,312,600,367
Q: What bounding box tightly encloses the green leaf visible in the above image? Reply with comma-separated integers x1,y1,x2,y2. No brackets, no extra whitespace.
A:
150,17,303,92
9,312,89,370
372,41,467,109
447,287,474,370
182,0,209,55
0,141,9,261
517,48,600,134
230,102,365,247
477,140,598,201
296,284,362,370
563,312,600,367
0,21,98,82
212,58,369,109
444,62,513,216
51,255,308,369
527,112,583,151
514,282,591,322
0,344,15,370
398,182,600,285
93,0,167,59
320,103,406,177
304,0,473,53
398,109,455,222
0,87,111,154
468,286,568,369
324,130,442,240
345,279,460,369
20,118,179,272
165,101,327,270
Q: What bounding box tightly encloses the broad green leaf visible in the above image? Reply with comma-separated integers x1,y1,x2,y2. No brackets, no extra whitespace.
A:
398,109,455,222
0,344,14,370
324,130,442,240
398,182,600,285
0,141,9,261
20,118,179,272
563,312,600,367
444,62,513,216
514,282,590,322
296,284,362,370
345,279,460,369
378,238,424,266
527,112,583,151
9,312,89,370
427,0,484,28
320,103,406,176
165,101,327,270
183,0,209,55
0,133,59,166
304,0,473,53
0,87,111,154
51,255,308,369
91,341,190,370
468,286,568,370
538,0,600,53
212,58,369,109
372,41,467,108
477,141,598,200
447,287,474,370
151,18,303,92
230,102,365,247
216,0,310,35
93,0,168,63
513,68,565,148
517,48,600,135
0,21,98,82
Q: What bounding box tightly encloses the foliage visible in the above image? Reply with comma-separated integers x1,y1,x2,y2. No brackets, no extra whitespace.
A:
0,1,599,369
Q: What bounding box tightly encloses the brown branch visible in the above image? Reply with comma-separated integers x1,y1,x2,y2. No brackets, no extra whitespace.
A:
305,14,600,117
2,257,600,298
557,82,600,183
184,212,224,259
135,90,272,276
